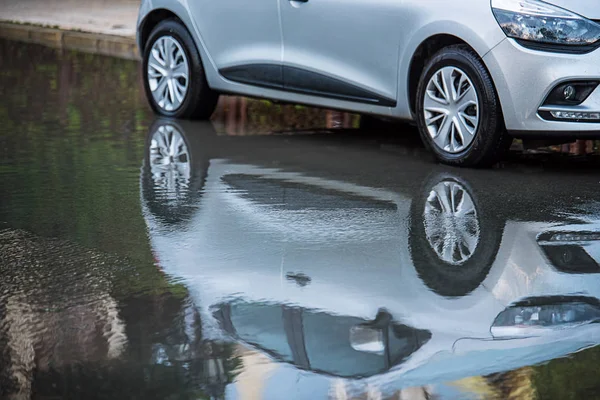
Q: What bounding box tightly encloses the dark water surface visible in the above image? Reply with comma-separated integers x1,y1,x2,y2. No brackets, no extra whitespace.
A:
3,38,600,399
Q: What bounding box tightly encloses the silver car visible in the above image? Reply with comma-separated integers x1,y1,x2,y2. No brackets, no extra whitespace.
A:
137,0,600,166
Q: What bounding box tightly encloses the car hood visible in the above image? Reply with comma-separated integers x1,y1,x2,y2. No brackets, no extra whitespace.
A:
548,0,600,20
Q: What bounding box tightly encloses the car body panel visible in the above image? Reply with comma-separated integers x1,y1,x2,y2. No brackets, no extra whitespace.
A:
483,38,600,133
278,0,403,104
187,0,282,71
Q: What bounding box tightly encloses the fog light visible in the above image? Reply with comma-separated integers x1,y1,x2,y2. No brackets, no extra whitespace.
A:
550,111,600,120
563,85,577,101
543,81,599,106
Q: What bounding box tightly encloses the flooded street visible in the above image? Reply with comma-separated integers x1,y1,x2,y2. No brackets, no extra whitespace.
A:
4,38,600,399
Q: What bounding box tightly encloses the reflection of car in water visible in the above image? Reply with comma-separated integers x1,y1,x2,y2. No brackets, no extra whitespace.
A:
141,119,600,398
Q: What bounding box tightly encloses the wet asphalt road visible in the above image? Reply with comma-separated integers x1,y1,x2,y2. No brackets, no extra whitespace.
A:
3,38,600,399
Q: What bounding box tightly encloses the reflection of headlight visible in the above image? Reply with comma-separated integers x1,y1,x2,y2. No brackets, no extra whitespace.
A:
492,0,600,48
546,233,600,243
492,299,600,337
350,325,385,355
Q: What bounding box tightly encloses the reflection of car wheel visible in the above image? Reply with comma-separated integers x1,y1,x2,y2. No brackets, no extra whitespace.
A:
141,119,210,226
410,172,502,297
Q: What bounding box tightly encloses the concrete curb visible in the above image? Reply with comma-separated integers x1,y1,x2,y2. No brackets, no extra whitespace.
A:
0,22,139,60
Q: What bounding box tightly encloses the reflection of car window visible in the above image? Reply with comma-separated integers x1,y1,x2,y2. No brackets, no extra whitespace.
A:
303,313,430,377
221,174,397,211
303,312,389,377
388,323,431,364
215,302,431,378
228,303,294,362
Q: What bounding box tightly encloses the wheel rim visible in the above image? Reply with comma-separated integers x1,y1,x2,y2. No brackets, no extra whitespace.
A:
423,67,479,154
149,124,191,204
147,36,190,112
423,180,480,265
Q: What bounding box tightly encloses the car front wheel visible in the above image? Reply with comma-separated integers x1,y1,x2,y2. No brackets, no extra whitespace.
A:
415,45,511,167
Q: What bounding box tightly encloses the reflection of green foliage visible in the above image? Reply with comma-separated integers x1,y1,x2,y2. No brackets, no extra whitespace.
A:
0,39,244,399
35,64,57,73
0,39,152,263
67,104,81,128
533,346,600,400
113,262,190,300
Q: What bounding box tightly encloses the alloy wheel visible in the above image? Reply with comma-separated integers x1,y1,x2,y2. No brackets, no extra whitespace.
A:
423,67,480,154
147,36,190,111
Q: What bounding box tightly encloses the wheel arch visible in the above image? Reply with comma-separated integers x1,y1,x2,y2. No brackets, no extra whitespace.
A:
407,34,473,116
139,8,185,52
399,21,506,118
138,2,221,90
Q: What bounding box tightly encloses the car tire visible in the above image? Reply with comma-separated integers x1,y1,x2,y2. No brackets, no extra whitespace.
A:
409,171,503,297
143,19,219,120
415,45,511,167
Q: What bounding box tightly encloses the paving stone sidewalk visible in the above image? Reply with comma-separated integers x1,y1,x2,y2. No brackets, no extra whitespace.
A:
0,0,140,59
0,0,140,37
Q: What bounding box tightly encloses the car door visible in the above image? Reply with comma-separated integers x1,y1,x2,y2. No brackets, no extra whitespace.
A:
279,0,405,107
188,0,284,88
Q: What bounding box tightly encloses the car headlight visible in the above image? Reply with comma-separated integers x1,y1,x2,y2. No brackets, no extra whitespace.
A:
492,297,600,337
492,0,600,49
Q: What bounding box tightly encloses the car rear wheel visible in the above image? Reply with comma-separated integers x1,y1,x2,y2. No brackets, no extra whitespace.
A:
415,45,511,167
143,19,219,120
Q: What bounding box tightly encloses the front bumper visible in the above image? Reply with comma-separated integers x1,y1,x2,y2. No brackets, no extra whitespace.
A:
484,38,600,136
